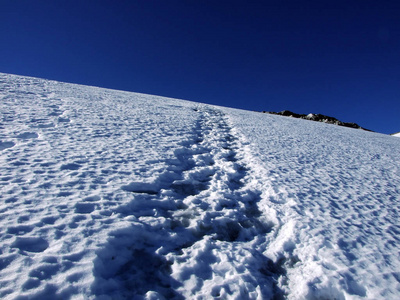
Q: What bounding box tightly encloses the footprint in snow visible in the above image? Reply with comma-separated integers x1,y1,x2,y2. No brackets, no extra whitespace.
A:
75,202,97,214
28,263,60,280
37,123,55,128
16,132,39,139
60,163,81,171
7,225,34,235
40,216,58,225
0,141,15,150
23,257,61,291
83,195,101,202
29,118,55,128
58,116,70,123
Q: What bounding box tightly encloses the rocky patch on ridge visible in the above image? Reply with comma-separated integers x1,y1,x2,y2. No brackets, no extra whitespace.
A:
262,110,372,131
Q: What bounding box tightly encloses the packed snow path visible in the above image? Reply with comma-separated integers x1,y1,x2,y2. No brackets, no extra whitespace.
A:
1,73,400,299
92,108,285,299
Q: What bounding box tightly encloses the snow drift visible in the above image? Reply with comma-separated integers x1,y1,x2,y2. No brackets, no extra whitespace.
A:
0,73,399,299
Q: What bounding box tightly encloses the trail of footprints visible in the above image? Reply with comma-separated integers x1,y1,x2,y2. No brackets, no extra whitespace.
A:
93,108,281,299
1,99,284,298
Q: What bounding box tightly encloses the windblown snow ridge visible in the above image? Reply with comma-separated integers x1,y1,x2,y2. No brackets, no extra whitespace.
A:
92,107,287,299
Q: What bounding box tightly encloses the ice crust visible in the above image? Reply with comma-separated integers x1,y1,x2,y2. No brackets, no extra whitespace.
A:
0,73,400,299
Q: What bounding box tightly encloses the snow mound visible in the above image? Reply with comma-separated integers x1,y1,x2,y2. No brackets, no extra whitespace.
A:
1,73,400,299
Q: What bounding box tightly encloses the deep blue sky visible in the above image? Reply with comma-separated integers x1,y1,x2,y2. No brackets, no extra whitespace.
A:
1,1,399,134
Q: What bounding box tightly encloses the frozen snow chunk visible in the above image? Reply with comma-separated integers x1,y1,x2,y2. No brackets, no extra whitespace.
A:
0,141,15,151
16,132,39,139
11,236,49,252
306,113,315,119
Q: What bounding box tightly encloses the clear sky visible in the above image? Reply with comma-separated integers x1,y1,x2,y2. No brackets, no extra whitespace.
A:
1,1,399,134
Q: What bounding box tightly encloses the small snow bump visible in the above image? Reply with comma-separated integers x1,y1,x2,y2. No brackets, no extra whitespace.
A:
11,236,49,252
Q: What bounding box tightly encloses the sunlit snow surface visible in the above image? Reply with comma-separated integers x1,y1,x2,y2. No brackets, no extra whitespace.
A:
1,73,400,299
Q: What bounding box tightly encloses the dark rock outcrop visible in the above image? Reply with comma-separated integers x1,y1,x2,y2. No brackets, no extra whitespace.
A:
262,110,372,131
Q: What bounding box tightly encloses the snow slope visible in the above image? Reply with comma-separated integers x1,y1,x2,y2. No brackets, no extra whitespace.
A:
1,73,400,299
392,132,400,137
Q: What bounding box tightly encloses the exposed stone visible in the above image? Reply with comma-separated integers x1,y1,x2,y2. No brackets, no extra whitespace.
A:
263,110,372,131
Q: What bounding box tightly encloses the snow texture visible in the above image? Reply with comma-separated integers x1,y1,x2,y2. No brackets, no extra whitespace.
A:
1,73,400,299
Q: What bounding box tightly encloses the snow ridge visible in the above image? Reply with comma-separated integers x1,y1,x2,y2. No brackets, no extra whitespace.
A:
92,107,284,299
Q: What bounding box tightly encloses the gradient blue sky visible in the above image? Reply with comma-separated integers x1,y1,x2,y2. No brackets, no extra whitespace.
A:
1,1,399,134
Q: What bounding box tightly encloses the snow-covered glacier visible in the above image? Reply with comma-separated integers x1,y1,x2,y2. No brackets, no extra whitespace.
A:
0,73,399,299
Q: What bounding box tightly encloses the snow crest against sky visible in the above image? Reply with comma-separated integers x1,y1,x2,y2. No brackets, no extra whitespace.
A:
0,1,399,134
1,73,400,299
